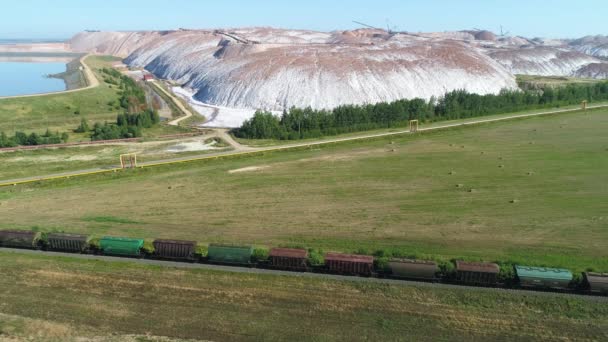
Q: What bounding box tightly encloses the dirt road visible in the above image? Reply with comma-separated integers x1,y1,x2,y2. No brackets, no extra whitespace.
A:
149,80,195,126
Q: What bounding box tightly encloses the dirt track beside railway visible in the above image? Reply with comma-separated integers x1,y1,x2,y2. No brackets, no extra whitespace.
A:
2,248,606,302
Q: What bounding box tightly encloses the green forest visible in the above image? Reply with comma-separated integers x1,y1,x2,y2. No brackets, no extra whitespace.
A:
234,81,608,140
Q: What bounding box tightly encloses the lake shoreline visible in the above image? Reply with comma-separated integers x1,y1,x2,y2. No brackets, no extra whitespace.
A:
0,54,97,99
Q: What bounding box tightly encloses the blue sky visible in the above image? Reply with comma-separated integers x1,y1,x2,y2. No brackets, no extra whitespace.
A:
1,0,605,39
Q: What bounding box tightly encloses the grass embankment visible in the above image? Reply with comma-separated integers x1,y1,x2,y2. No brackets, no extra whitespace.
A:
0,109,607,273
0,252,606,342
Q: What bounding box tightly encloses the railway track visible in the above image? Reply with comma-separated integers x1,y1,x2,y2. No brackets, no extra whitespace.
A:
1,247,606,302
1,103,606,188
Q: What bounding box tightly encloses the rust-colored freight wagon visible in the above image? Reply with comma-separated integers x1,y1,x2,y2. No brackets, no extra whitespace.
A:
47,233,89,252
0,230,39,249
455,261,500,285
584,272,608,293
269,248,308,271
388,259,439,280
325,252,374,276
153,239,197,261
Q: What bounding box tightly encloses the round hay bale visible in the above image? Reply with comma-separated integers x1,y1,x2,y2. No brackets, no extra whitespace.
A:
456,184,464,188
499,165,505,168
510,199,519,204
468,189,476,193
527,171,534,176
449,171,456,175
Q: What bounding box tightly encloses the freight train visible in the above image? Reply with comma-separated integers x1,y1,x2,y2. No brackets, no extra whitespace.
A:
1,230,607,295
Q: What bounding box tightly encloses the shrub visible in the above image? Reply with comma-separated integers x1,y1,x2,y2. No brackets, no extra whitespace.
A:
307,248,324,265
252,248,269,262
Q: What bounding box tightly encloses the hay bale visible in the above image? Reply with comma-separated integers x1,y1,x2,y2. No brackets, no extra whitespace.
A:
527,171,534,176
510,199,519,204
498,165,505,168
468,189,476,193
456,184,464,188
448,171,456,175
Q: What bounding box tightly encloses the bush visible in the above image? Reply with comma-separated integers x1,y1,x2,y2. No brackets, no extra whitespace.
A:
196,244,208,257
307,248,324,265
252,248,269,262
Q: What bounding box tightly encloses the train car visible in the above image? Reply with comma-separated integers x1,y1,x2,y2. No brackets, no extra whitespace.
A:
583,272,608,293
515,265,573,290
324,252,374,276
387,259,439,281
0,230,40,249
99,236,144,257
455,261,500,285
268,248,308,271
207,244,253,265
153,239,197,261
46,233,89,253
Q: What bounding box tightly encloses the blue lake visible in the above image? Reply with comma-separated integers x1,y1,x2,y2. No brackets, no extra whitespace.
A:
0,62,67,97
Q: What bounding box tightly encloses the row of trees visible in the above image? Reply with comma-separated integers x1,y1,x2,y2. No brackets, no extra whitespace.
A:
234,81,608,140
0,129,69,148
89,109,160,141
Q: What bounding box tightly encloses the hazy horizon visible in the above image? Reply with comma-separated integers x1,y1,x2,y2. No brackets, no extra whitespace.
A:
1,0,606,40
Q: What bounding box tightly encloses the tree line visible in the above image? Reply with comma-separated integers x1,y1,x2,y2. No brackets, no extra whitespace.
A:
233,81,608,140
89,109,160,141
0,129,69,148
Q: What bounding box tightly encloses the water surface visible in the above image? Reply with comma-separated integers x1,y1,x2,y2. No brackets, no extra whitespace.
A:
0,62,67,97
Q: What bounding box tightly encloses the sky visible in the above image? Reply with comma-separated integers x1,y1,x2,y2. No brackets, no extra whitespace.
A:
1,0,606,40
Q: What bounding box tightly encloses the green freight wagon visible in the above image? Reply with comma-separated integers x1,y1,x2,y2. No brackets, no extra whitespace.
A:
47,233,89,253
207,244,253,265
99,236,144,257
515,265,573,289
0,230,40,249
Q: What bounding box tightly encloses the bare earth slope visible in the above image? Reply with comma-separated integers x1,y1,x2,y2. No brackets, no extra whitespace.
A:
71,29,518,112
63,28,608,126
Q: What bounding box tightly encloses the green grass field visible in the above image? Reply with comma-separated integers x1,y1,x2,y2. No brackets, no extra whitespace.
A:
1,109,607,273
0,138,233,180
0,252,606,341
